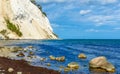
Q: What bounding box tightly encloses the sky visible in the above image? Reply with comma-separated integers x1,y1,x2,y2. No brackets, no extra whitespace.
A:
36,0,120,39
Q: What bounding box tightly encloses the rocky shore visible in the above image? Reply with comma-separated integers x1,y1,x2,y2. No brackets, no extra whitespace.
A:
0,57,60,74
0,46,60,74
0,46,116,74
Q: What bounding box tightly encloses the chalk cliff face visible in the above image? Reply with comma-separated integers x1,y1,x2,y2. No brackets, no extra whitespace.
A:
0,0,58,39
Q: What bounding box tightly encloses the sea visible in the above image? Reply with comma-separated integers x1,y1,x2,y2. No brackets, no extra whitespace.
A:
0,39,120,74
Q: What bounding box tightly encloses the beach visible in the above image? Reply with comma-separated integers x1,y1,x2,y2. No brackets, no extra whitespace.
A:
0,45,60,74
0,57,60,74
0,40,118,74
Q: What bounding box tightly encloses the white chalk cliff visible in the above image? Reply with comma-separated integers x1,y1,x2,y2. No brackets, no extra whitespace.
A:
0,0,58,39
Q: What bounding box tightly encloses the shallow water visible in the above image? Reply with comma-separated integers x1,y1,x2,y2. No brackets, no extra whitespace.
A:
0,39,120,74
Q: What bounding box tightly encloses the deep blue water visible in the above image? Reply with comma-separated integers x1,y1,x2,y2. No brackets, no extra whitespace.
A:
0,39,120,74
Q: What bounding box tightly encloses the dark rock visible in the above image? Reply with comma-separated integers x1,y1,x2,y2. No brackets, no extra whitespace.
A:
29,51,34,55
40,57,46,61
11,46,23,53
28,46,33,49
46,63,51,66
17,52,25,57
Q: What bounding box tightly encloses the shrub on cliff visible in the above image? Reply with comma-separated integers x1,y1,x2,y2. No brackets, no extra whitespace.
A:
5,19,22,37
30,0,47,17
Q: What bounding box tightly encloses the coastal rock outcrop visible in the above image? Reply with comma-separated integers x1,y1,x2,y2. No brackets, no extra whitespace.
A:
67,62,79,69
49,55,65,62
49,55,56,60
89,56,115,72
78,53,87,59
0,0,57,39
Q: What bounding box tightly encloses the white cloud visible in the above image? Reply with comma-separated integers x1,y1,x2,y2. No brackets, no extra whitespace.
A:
113,27,120,30
37,0,120,27
98,0,117,4
51,23,60,28
37,0,117,4
85,29,114,32
89,15,113,22
79,10,91,15
87,15,117,26
37,0,67,3
85,29,99,32
63,4,75,10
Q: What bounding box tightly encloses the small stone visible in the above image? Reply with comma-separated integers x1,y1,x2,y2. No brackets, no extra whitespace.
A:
64,67,71,72
33,56,37,58
11,46,23,53
29,51,34,55
49,55,56,60
49,55,65,62
68,62,79,69
2,70,5,71
17,52,25,57
8,68,14,72
56,56,65,62
59,68,62,72
27,55,33,59
23,48,27,52
59,66,65,69
28,46,33,48
17,72,22,74
47,63,51,66
78,53,87,59
40,58,46,61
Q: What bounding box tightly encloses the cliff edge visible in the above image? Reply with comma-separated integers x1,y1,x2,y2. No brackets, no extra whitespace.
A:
0,0,58,39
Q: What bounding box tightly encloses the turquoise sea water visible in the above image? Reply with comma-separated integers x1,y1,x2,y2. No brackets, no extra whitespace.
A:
0,39,120,74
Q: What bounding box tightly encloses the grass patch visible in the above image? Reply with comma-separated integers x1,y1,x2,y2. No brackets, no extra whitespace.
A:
0,29,9,39
36,5,47,17
5,19,22,37
0,29,7,35
42,12,47,17
31,0,36,4
53,33,58,38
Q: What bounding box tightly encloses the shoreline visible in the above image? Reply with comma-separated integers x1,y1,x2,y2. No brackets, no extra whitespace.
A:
0,42,116,74
0,46,60,74
0,57,60,74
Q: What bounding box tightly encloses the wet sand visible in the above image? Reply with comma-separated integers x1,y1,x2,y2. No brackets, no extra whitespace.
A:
0,57,60,74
